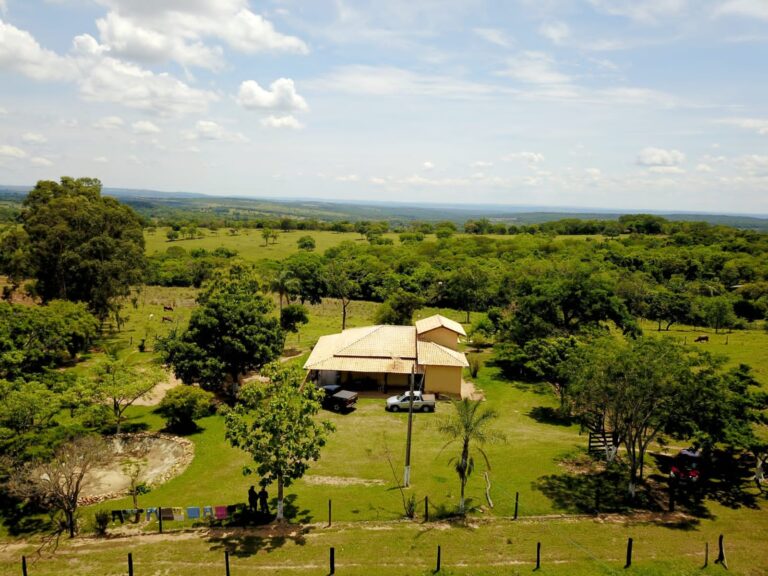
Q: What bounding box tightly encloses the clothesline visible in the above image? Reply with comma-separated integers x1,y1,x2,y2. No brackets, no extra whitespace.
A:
110,505,234,524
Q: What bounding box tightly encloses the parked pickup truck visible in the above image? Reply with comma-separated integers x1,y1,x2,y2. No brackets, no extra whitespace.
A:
320,384,359,412
385,391,436,413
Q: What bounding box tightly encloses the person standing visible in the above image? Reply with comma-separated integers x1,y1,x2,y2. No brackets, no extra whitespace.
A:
258,485,269,514
248,485,258,513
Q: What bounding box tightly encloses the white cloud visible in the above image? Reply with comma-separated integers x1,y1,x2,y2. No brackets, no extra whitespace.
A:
585,168,602,180
715,0,768,21
260,115,304,129
75,36,218,116
308,66,507,99
60,118,79,128
539,21,570,45
94,156,109,163
21,132,47,144
336,174,359,182
0,144,27,158
370,177,388,185
637,147,686,167
504,151,545,163
0,106,7,115
498,51,571,85
588,0,690,23
92,116,125,129
223,9,309,55
96,12,224,70
184,120,249,143
132,120,161,134
236,79,308,111
473,28,513,48
30,156,53,166
423,161,434,170
696,163,714,172
92,1,307,68
0,20,78,81
717,117,768,135
471,160,494,168
648,166,685,174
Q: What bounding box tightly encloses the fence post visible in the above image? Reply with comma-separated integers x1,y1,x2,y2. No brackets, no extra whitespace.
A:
425,496,429,522
128,552,133,576
328,499,332,527
21,556,27,576
715,534,727,569
329,547,335,575
225,551,230,576
435,544,441,573
535,542,541,570
704,542,709,568
625,537,633,568
514,492,519,520
158,507,163,534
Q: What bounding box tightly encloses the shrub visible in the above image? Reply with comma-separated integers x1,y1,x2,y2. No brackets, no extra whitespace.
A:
157,386,215,432
468,354,482,378
94,510,110,536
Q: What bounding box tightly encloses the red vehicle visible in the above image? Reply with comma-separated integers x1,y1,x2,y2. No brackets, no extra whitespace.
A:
670,449,703,484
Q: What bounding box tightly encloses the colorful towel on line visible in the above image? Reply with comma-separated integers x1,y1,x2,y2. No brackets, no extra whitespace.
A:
214,506,228,520
187,507,201,519
160,507,175,521
172,507,184,521
203,506,214,518
146,507,157,521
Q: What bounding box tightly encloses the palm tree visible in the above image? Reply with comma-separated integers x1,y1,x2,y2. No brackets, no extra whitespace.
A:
269,269,300,312
437,399,504,515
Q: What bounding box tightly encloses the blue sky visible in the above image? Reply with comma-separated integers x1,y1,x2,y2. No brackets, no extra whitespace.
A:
1,0,767,213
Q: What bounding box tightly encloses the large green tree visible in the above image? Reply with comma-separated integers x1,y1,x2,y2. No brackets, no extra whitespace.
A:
225,364,334,520
14,177,146,321
161,267,284,396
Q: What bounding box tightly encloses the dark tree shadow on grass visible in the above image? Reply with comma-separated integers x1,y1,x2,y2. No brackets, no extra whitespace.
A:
527,406,575,427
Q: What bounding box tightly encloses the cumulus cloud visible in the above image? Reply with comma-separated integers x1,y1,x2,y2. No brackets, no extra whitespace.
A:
75,35,218,116
423,161,434,170
30,156,53,166
498,51,571,85
637,147,686,167
236,79,308,111
504,151,545,164
717,117,768,135
132,120,161,134
260,115,303,130
696,163,714,172
473,27,513,48
539,21,570,45
472,160,494,168
0,20,78,81
184,120,249,142
92,0,307,68
0,144,27,158
335,174,359,182
22,132,47,144
92,116,125,129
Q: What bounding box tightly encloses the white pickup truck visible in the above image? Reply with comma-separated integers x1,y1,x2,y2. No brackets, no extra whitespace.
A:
385,390,436,413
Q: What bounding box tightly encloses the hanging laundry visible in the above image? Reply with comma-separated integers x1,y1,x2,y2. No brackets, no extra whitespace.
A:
214,506,228,520
186,507,201,520
172,507,185,521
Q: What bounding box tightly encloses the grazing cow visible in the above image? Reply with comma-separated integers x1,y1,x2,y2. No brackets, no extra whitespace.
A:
162,316,173,323
163,305,174,312
694,335,709,343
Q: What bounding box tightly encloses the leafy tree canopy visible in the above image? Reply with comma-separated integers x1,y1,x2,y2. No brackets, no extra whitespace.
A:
225,364,334,520
161,266,284,395
14,177,146,320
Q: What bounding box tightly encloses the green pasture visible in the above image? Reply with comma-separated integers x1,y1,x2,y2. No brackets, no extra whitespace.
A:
144,228,397,261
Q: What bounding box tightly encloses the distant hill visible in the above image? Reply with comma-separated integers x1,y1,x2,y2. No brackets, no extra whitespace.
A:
2,185,767,231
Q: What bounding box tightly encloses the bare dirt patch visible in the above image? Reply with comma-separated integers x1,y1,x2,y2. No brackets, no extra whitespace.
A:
133,372,181,406
303,475,386,487
79,433,194,504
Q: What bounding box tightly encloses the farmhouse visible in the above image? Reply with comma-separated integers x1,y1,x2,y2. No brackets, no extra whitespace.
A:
304,314,470,397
